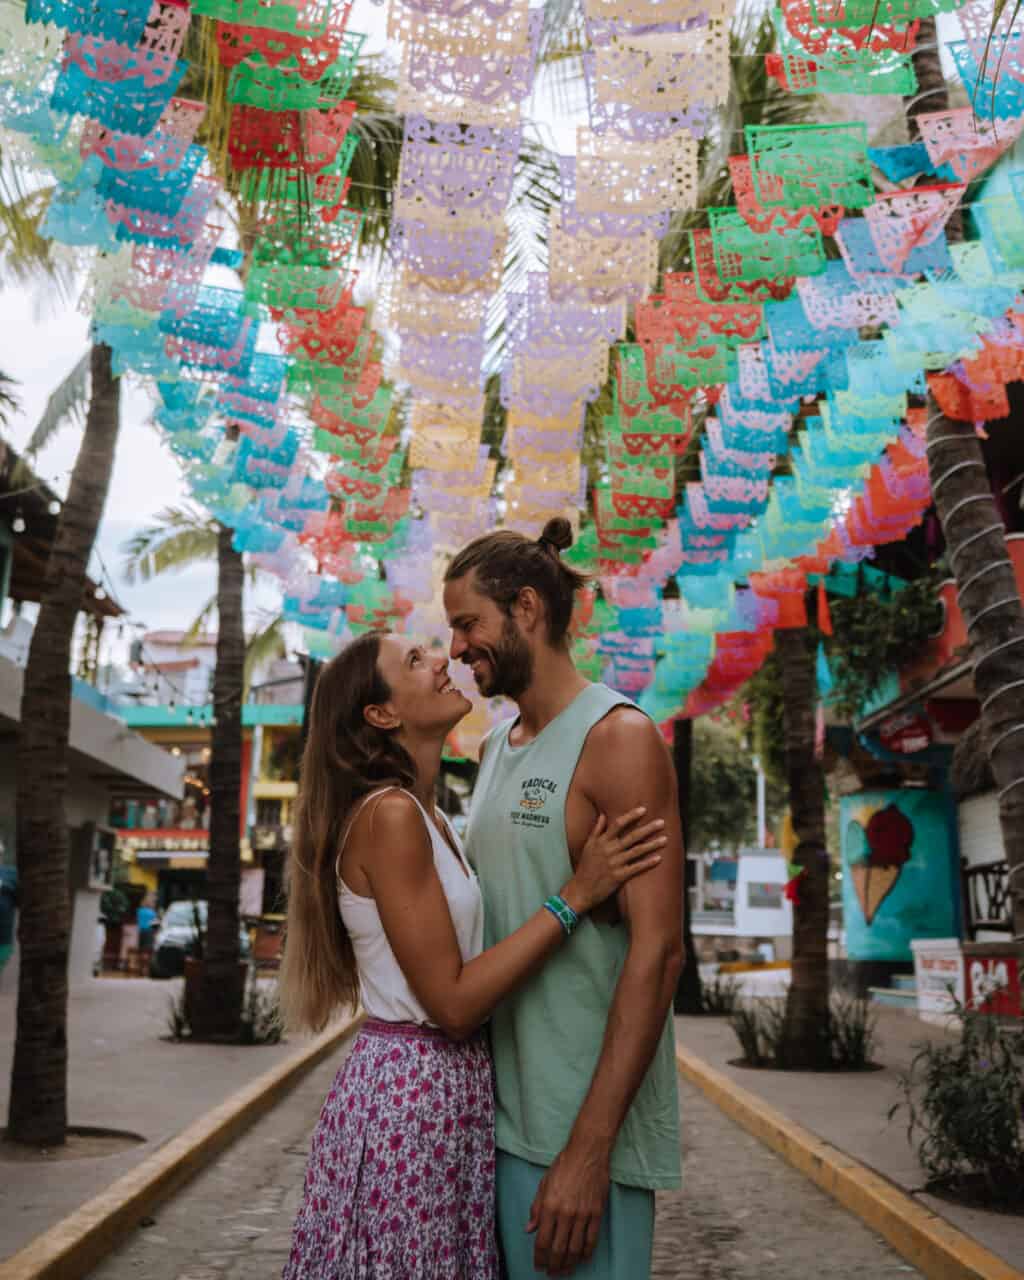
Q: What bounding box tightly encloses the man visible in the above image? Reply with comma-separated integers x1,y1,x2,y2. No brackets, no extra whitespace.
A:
443,519,683,1279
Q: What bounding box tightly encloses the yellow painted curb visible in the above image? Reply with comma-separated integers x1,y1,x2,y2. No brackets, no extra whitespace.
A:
0,1013,364,1280
676,1045,1022,1280
717,959,791,974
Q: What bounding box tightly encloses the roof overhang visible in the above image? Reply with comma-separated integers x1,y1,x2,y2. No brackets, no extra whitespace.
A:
856,659,974,735
0,654,184,798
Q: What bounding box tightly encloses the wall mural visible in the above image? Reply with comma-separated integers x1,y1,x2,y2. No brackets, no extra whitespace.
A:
840,789,958,964
847,803,913,925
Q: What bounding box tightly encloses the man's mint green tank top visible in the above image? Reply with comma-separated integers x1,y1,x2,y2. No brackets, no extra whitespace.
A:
464,683,681,1190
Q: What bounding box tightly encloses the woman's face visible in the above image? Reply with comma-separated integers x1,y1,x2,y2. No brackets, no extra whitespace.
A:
373,634,472,739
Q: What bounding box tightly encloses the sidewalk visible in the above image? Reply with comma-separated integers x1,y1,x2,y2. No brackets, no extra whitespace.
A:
675,1006,1024,1274
0,978,327,1261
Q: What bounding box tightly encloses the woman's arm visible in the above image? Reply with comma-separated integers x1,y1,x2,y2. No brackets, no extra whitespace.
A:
358,791,663,1040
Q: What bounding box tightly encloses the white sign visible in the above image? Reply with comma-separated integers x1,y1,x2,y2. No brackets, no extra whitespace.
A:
911,938,963,1026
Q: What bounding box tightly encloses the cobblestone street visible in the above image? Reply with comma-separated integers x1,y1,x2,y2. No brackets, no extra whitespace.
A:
88,1044,922,1280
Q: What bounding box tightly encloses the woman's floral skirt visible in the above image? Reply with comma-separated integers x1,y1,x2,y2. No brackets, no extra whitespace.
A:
282,1018,499,1279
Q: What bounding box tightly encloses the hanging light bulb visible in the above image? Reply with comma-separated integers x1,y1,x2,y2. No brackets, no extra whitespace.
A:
95,586,107,601
186,709,193,724
48,499,61,516
12,510,25,534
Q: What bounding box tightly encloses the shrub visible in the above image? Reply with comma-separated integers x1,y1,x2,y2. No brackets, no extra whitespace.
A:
239,964,284,1045
700,974,743,1017
893,1000,1024,1207
164,966,284,1045
729,992,878,1070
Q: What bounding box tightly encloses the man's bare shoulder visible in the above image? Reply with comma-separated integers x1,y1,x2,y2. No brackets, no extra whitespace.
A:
584,705,670,759
576,706,674,803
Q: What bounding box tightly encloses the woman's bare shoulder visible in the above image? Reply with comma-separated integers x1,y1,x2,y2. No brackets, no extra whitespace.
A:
347,789,429,864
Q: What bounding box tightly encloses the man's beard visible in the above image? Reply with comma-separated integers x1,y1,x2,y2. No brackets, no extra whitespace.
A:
471,617,533,700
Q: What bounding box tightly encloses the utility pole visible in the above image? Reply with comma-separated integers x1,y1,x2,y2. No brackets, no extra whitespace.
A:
753,754,767,847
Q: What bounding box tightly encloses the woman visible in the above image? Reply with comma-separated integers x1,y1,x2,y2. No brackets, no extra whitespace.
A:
278,631,666,1279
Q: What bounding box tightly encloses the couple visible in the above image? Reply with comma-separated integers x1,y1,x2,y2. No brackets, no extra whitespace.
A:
279,519,683,1279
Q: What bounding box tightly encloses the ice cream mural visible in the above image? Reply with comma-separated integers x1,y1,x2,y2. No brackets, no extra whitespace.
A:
840,790,958,964
846,803,914,925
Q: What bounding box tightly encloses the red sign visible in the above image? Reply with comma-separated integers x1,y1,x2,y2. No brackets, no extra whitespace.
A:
963,951,1022,1019
878,710,932,755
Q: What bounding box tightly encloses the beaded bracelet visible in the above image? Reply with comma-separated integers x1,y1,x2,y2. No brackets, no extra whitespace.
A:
543,894,579,937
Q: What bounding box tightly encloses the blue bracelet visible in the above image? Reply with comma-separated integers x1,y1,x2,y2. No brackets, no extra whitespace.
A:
543,894,579,937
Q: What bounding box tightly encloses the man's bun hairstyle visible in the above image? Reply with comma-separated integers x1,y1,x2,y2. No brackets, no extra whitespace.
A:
537,516,574,554
444,521,588,647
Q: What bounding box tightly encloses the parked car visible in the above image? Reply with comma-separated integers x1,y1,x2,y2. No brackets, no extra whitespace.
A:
149,900,252,979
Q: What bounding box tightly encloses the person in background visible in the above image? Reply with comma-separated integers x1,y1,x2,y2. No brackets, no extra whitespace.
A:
136,894,158,957
0,863,17,988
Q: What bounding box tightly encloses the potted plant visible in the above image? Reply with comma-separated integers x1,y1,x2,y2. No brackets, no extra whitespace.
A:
99,886,130,972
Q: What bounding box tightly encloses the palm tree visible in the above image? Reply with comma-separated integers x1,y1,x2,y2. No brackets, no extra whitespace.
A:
908,20,1024,941
121,505,286,697
123,506,289,1036
538,2,822,1019
3,31,402,1134
774,627,830,1064
123,505,288,1037
643,5,820,1016
8,342,121,1145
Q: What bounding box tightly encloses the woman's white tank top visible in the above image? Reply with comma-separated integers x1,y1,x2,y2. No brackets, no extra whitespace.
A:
336,787,484,1025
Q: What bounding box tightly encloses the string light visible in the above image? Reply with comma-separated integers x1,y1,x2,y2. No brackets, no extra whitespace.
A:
11,510,25,534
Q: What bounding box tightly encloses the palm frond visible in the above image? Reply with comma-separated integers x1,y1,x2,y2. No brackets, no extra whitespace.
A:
121,504,219,583
536,0,588,107
0,158,71,292
342,55,404,253
184,590,219,644
0,370,20,428
178,17,233,178
24,350,90,456
244,614,286,694
486,138,563,368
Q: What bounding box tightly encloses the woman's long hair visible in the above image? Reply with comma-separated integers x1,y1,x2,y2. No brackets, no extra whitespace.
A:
278,632,416,1033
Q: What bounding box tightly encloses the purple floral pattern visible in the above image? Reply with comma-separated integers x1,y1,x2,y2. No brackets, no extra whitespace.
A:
282,1019,499,1279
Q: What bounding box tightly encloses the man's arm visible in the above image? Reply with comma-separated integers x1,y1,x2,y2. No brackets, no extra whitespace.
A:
529,709,684,1276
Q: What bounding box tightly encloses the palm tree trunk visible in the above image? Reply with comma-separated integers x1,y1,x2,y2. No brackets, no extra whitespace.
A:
192,525,245,1039
926,399,1024,940
8,343,120,1145
673,718,704,1014
905,19,964,238
907,18,1023,939
776,625,830,1067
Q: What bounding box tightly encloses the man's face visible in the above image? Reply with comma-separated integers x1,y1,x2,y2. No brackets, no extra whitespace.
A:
443,572,534,700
